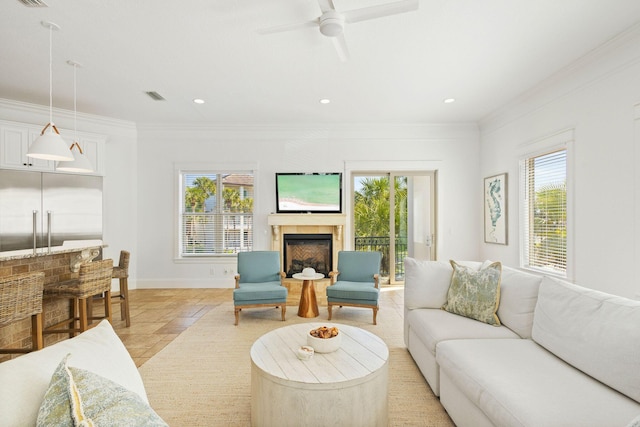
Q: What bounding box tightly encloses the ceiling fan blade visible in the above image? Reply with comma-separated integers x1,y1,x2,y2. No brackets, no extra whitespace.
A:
317,0,336,13
258,20,319,35
332,33,350,62
343,0,419,24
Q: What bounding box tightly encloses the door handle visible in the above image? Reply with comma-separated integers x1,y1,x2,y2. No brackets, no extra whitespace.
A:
47,211,52,253
32,210,38,255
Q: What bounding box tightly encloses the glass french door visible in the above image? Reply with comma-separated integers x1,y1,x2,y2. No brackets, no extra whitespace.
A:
352,172,435,284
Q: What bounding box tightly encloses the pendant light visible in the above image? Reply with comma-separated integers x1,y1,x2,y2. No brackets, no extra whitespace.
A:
27,21,73,162
57,61,93,173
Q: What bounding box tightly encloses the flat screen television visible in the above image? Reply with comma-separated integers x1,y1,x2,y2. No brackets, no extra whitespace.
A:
275,173,342,213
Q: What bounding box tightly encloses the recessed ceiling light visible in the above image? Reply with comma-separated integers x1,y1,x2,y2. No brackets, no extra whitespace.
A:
319,98,331,104
443,98,456,104
193,98,205,104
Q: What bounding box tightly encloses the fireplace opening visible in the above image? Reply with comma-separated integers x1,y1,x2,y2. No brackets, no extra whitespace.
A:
283,234,332,278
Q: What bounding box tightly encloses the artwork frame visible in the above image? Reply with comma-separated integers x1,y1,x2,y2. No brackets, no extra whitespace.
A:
484,173,508,245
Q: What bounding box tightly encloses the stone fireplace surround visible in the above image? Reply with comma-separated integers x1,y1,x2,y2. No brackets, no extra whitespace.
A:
268,214,346,307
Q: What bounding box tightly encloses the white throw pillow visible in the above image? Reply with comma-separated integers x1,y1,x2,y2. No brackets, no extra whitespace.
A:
404,258,486,309
496,267,543,338
0,320,147,427
404,259,453,309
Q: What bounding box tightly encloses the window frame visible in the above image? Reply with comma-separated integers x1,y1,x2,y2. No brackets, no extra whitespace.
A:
174,162,258,262
518,130,574,280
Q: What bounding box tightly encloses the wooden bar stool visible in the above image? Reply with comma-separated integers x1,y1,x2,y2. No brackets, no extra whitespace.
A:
43,259,113,338
0,272,45,354
111,250,131,327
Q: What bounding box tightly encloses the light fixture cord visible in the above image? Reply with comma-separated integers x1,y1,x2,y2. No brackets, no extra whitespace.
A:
48,23,53,126
73,63,77,144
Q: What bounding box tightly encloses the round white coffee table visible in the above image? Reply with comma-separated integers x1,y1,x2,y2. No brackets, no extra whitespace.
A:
250,323,389,427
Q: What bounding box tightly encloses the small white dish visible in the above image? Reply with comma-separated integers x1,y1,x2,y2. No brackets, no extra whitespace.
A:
297,345,315,360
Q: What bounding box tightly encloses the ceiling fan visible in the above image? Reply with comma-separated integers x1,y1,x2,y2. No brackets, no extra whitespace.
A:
259,0,419,61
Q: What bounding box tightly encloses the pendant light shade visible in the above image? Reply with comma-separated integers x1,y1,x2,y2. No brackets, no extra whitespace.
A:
57,142,93,172
27,21,73,162
57,60,93,173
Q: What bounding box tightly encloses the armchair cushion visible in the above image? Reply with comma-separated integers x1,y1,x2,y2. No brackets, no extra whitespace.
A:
326,281,379,305
335,251,382,283
233,282,287,305
237,251,282,284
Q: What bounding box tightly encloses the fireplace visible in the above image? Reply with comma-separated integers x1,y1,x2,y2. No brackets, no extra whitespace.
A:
283,234,332,278
267,213,346,304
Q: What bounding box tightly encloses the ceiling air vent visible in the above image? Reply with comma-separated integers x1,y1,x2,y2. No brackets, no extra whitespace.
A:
17,0,48,7
145,91,166,101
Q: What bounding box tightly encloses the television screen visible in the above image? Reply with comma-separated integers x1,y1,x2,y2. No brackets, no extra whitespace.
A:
276,173,342,213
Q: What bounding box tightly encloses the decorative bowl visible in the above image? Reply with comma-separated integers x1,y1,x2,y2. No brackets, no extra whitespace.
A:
296,345,315,361
307,326,341,353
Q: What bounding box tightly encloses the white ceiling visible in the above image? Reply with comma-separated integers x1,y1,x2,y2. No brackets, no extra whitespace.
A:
2,0,640,125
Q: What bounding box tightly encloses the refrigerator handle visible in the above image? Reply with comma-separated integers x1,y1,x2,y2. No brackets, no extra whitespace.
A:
47,210,52,254
32,210,38,255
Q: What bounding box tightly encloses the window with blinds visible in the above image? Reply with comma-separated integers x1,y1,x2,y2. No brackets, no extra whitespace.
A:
521,149,567,276
180,172,254,256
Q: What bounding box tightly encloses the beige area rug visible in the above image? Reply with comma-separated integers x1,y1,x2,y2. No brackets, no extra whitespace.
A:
139,295,454,427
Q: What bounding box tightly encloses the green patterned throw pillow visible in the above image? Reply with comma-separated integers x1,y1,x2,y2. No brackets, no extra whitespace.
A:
37,354,168,427
442,260,502,326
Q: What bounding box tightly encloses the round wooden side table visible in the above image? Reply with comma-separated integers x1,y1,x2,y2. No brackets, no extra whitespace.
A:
292,272,324,318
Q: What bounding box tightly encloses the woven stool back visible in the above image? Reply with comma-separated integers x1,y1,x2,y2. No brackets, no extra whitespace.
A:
112,250,130,279
0,272,44,326
45,259,113,300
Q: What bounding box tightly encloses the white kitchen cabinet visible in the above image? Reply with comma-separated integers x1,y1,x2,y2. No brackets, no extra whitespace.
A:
0,120,105,176
0,125,54,171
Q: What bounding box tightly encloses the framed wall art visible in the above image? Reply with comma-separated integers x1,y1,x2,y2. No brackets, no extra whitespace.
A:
484,173,507,244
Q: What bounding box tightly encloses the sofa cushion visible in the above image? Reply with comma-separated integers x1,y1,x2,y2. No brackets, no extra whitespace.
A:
496,267,543,338
0,320,147,427
404,259,453,308
532,276,640,403
443,261,502,326
437,339,640,427
407,308,519,354
404,259,485,309
37,355,167,427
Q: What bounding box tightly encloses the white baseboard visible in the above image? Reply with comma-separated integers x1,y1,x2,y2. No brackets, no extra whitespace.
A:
134,278,234,289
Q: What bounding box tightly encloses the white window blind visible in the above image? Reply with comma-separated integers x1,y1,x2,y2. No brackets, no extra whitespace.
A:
180,173,253,256
521,149,567,276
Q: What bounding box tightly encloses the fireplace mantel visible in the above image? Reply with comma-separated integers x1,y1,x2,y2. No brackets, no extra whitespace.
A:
267,214,346,242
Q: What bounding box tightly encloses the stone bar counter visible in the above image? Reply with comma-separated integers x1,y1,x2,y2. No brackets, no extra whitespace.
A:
0,241,105,362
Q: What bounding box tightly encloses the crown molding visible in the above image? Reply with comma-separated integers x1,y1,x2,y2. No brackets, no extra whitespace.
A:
480,21,640,135
136,122,479,142
0,98,137,135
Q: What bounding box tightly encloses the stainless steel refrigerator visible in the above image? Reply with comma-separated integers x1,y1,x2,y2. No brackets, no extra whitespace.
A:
0,170,103,252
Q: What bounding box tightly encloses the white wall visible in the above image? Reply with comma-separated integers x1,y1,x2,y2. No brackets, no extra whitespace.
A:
0,99,138,291
479,27,640,299
135,124,480,288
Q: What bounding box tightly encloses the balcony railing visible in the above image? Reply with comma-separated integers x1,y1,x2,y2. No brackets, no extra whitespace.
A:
354,236,407,280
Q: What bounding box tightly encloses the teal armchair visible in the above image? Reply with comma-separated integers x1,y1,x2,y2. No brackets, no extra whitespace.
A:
327,251,382,325
233,251,287,325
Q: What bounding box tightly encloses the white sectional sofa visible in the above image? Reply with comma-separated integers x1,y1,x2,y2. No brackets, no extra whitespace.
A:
404,258,640,427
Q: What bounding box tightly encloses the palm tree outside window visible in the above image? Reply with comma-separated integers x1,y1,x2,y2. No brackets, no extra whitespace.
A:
180,172,254,256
